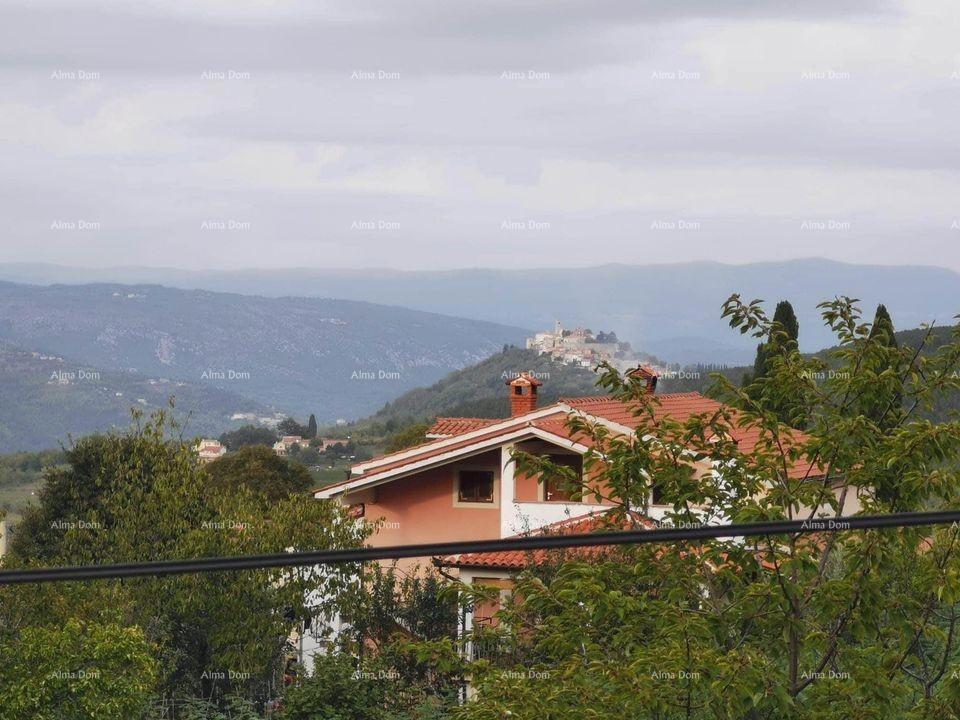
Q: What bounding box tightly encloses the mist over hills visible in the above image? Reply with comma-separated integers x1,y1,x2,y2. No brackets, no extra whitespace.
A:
0,342,271,452
0,281,527,423
2,259,957,364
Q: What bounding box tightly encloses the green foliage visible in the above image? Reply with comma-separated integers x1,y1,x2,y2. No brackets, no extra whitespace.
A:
385,423,430,453
338,565,459,655
453,295,960,719
3,408,369,707
0,447,64,517
0,619,157,720
150,695,264,719
0,343,270,453
307,414,318,439
743,300,802,424
279,417,310,438
280,654,391,720
218,424,278,450
282,566,461,719
205,445,313,502
0,448,65,483
358,347,598,430
289,443,323,466
749,300,799,379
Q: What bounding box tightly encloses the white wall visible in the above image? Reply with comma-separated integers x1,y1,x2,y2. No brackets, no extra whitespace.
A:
502,501,609,536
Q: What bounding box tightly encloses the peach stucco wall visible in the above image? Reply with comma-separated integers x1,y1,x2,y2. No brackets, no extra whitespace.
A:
345,450,502,549
512,439,613,505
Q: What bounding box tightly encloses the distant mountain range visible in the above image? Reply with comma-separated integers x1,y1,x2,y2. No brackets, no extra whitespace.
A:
2,259,957,364
0,342,271,452
0,281,527,428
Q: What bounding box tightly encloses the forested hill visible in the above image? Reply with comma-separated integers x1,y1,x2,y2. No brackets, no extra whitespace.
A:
657,325,960,423
0,280,527,421
0,343,271,452
359,347,600,428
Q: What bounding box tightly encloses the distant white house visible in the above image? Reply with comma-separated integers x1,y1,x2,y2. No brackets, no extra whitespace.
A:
273,436,307,456
196,439,227,463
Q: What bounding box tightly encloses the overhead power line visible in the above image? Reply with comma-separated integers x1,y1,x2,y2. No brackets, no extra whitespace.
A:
1,510,959,585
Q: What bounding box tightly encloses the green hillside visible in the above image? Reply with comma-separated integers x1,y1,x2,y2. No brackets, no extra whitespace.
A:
657,325,960,423
0,343,272,452
0,449,65,520
0,280,527,421
346,347,600,433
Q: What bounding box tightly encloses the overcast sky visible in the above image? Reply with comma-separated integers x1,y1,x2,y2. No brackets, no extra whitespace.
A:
1,0,958,271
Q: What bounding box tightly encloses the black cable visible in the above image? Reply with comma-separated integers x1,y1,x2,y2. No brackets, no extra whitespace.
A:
1,509,958,585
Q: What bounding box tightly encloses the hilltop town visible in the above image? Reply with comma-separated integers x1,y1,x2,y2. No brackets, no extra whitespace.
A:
525,320,665,374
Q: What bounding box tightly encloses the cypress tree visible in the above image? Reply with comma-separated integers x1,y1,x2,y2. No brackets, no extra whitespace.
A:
747,300,799,387
865,304,904,507
307,414,318,439
742,301,804,425
869,304,898,349
864,304,902,429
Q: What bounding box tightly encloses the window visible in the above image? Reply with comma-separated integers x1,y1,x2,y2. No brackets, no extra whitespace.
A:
651,481,666,506
458,470,495,503
542,454,582,502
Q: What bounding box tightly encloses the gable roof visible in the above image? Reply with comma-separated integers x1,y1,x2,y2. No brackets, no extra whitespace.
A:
314,392,821,499
316,407,585,498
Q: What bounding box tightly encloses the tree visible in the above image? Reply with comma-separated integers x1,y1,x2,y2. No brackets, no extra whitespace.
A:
278,417,309,438
9,433,176,562
205,445,313,501
748,299,799,383
307,414,318,439
863,304,905,505
218,424,278,451
282,565,460,719
0,619,157,720
452,295,960,719
742,299,804,424
870,303,898,348
4,409,368,705
385,423,430,453
866,303,902,426
280,654,391,720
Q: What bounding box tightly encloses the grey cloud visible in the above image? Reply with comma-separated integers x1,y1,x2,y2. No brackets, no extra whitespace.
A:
0,0,956,273
1,0,892,76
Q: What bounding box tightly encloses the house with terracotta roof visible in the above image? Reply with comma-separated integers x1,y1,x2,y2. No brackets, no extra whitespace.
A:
195,438,227,463
314,367,860,660
315,367,830,545
273,435,308,457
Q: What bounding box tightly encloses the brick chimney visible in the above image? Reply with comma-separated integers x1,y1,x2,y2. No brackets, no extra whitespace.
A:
506,371,542,416
627,365,659,395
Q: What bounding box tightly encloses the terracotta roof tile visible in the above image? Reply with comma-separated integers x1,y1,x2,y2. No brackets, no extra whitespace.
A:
427,417,500,437
319,410,569,493
441,511,655,570
319,392,822,497
564,394,820,479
